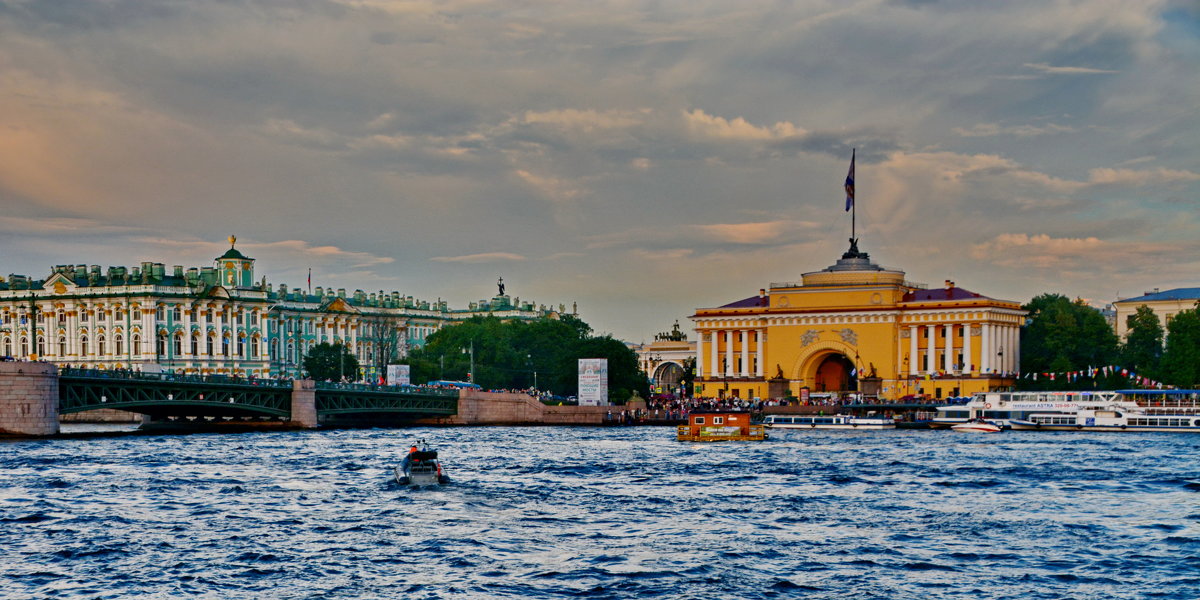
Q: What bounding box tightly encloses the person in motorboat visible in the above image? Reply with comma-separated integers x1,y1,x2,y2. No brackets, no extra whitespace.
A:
396,440,449,486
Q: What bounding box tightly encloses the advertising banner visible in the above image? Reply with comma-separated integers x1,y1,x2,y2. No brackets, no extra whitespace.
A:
386,364,411,387
578,358,609,406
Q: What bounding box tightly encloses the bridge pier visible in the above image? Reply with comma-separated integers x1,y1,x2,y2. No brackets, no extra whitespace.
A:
290,379,318,428
0,362,60,436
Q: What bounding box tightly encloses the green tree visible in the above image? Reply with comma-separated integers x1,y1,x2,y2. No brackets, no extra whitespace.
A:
1161,305,1200,387
303,342,360,381
1120,305,1163,380
1019,293,1120,390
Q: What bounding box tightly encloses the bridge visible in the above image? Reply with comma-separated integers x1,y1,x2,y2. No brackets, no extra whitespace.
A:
0,362,458,435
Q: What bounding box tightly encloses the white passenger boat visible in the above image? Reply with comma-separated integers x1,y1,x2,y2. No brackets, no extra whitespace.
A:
1010,407,1200,432
951,419,1001,433
932,391,1124,429
762,414,895,430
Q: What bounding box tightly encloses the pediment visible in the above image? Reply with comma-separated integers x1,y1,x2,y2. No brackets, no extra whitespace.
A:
203,286,232,299
44,273,79,294
320,297,359,314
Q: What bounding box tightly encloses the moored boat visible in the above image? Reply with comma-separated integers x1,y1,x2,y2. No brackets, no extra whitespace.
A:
762,414,895,430
1010,407,1200,433
676,412,766,442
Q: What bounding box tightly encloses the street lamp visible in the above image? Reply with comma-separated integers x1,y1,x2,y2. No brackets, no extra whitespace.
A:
462,340,474,383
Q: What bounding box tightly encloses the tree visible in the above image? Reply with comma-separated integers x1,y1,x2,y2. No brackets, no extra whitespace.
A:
303,342,360,381
1019,294,1120,390
359,314,404,382
1161,304,1200,387
1120,305,1163,380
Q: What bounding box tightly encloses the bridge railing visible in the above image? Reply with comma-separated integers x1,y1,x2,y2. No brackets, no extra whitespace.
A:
313,380,459,398
59,367,294,389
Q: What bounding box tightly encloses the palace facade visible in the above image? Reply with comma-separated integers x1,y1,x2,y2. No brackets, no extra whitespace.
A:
691,245,1026,402
0,237,559,379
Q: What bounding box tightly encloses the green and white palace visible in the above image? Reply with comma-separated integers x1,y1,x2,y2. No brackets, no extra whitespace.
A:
0,237,562,379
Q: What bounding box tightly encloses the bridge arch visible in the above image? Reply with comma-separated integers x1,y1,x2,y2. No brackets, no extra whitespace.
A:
651,361,686,390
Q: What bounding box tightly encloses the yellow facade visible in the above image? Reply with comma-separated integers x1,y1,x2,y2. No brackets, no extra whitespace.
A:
691,248,1025,401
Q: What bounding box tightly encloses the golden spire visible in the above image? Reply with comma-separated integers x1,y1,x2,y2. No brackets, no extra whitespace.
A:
229,235,237,248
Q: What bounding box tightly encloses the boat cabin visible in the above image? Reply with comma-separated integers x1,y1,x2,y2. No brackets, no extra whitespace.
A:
676,412,765,442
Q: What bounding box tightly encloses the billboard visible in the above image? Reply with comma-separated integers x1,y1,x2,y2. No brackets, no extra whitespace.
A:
578,358,609,406
386,364,411,387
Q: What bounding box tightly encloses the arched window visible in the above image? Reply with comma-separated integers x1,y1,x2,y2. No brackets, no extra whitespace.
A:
190,334,198,356
270,339,278,361
251,336,260,359
115,309,124,321
131,333,140,357
207,335,215,356
19,337,29,358
115,334,123,356
287,342,294,363
237,335,245,358
172,306,182,321
80,336,89,356
155,334,165,357
222,334,231,356
3,336,11,357
173,333,183,356
156,306,165,320
58,336,66,356
58,311,66,324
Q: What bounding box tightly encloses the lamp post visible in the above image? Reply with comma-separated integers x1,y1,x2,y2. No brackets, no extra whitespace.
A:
463,340,474,383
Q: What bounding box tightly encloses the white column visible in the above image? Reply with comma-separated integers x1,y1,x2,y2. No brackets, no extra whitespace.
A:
67,310,79,359
909,325,918,376
963,323,973,375
724,330,733,378
695,331,704,379
981,323,991,374
1013,324,1020,375
1007,325,1016,374
755,329,764,378
705,331,715,376
926,324,935,374
944,324,954,373
740,330,750,377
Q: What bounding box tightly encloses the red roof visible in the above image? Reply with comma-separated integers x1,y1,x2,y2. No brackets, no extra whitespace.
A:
902,287,986,302
719,295,769,309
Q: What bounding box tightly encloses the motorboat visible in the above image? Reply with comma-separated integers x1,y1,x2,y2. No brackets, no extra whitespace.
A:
762,414,895,430
394,442,449,485
951,419,1001,433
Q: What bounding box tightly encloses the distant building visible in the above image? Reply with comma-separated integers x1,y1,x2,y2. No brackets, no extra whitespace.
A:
690,243,1026,402
1113,288,1200,339
629,321,695,396
0,237,561,380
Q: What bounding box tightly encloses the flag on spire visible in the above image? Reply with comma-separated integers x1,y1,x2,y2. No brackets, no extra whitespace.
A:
844,148,855,212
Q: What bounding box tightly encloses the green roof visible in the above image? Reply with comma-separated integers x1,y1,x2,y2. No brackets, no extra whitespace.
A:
218,248,251,260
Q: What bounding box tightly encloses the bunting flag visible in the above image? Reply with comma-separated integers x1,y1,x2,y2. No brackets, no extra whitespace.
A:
844,149,855,212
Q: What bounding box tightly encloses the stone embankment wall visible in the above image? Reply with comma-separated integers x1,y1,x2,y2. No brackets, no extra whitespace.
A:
0,362,60,436
417,390,611,426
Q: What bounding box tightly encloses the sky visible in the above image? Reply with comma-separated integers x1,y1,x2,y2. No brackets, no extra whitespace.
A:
1,0,1198,342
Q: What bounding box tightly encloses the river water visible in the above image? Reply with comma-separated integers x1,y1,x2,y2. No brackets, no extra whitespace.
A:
2,425,1198,599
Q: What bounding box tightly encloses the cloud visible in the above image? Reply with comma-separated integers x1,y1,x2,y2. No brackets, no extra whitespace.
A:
693,221,818,245
1024,62,1119,75
954,123,1076,137
1088,167,1200,186
683,109,805,141
431,252,527,264
522,109,649,131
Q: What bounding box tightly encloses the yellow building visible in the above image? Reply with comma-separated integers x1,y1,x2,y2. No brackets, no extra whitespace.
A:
691,244,1025,401
1112,287,1200,339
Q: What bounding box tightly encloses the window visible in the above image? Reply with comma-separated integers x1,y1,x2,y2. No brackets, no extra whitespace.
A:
115,310,124,321
172,307,182,321
3,336,10,356
155,334,165,357
156,306,164,320
131,334,140,357
713,417,724,425
237,336,244,358
81,336,89,356
20,337,28,357
694,416,705,424
58,336,66,356
191,335,198,356
81,311,88,322
250,312,258,326
251,336,259,359
207,335,215,356
173,334,183,356
98,335,106,356
222,335,230,356
58,312,66,324
115,335,123,356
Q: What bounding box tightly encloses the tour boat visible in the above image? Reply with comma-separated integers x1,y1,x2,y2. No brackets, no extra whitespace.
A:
1010,406,1200,433
932,391,1125,429
394,442,449,485
950,419,1002,433
762,414,895,430
676,412,766,442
